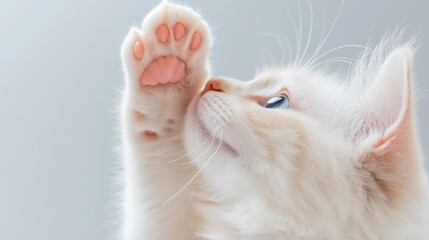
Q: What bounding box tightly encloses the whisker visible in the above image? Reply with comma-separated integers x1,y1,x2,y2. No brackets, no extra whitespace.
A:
260,47,276,67
281,2,299,45
280,3,299,64
310,57,355,70
174,133,217,168
278,30,292,65
306,0,345,67
167,133,212,164
255,32,291,66
318,16,327,51
294,0,303,64
162,131,223,207
298,0,314,65
307,44,365,68
167,117,226,164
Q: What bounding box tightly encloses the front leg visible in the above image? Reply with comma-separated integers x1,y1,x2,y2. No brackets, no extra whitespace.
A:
120,2,211,239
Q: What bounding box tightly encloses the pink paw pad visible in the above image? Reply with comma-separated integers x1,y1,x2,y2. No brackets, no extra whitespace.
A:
140,56,186,86
189,32,201,50
156,24,169,43
133,40,144,60
173,23,186,40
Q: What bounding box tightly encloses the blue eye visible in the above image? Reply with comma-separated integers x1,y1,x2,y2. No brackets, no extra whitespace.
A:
264,94,290,109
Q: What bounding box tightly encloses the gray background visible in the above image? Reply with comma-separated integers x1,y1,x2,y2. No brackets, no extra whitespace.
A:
1,0,428,239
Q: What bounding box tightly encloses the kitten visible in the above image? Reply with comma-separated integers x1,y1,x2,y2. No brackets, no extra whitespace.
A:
119,2,429,239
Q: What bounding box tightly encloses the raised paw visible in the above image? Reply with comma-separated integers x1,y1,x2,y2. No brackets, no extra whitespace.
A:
121,2,211,89
121,2,212,138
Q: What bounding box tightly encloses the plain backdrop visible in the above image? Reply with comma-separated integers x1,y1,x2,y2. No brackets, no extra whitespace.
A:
1,0,428,239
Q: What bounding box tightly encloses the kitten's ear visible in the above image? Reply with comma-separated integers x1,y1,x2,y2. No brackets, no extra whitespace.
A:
358,48,426,203
362,47,414,154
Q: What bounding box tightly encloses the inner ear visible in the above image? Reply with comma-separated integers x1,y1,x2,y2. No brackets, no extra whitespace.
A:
361,48,412,153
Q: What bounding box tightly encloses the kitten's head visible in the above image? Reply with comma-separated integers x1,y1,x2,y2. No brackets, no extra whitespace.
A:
184,45,428,236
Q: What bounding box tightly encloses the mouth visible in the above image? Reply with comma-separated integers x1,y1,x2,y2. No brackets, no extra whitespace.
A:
193,100,239,157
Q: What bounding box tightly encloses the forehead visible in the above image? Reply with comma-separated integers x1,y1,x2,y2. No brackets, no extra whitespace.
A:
246,73,286,96
245,69,308,96
247,68,347,96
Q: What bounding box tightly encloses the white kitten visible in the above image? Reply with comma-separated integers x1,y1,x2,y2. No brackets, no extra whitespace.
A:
120,2,429,239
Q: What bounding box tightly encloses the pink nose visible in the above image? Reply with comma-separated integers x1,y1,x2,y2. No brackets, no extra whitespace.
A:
202,78,225,94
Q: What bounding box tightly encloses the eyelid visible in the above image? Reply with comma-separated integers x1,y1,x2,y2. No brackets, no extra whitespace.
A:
278,89,292,108
250,89,292,108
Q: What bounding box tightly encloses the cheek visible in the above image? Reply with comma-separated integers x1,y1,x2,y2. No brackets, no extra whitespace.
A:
243,107,309,168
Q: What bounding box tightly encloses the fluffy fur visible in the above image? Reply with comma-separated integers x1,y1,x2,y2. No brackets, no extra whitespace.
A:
119,2,429,239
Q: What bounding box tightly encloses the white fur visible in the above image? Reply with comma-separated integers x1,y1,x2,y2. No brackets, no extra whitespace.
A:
120,2,429,240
